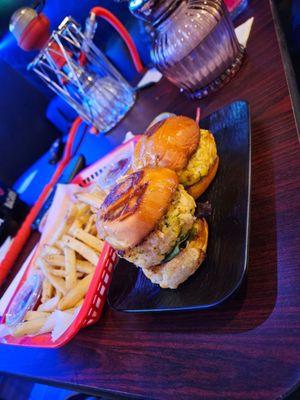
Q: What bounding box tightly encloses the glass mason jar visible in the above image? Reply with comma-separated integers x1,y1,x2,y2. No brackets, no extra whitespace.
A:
129,0,245,99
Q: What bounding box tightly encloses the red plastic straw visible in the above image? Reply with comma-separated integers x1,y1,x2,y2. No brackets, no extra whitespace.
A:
91,7,144,74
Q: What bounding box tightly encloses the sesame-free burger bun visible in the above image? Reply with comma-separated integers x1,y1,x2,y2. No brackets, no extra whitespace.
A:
96,168,179,251
132,116,200,172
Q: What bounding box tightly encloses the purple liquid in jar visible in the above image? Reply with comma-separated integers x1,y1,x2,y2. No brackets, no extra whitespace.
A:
130,0,245,99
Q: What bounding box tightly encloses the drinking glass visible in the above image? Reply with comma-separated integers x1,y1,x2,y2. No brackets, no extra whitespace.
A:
130,0,245,99
29,17,136,133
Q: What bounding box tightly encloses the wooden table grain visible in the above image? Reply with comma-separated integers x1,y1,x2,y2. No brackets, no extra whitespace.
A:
1,0,300,399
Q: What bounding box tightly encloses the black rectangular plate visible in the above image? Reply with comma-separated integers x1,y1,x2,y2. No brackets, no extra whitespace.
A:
108,100,251,312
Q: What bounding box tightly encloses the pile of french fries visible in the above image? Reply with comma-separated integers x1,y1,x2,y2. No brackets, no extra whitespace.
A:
11,185,106,338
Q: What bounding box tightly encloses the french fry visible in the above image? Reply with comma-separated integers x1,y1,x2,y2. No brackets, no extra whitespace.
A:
44,254,66,267
48,218,68,246
38,293,61,312
64,247,77,290
41,279,54,303
37,258,67,295
48,204,78,245
90,228,98,237
55,240,65,251
89,185,107,204
65,299,85,314
50,269,66,278
76,261,94,274
75,203,90,218
69,219,83,234
58,273,93,311
74,298,84,308
44,254,94,274
74,192,104,209
62,235,99,265
12,317,48,337
69,216,92,236
25,311,50,321
89,183,105,194
50,269,83,279
83,214,95,233
76,202,89,211
50,266,66,278
69,226,104,252
41,245,61,256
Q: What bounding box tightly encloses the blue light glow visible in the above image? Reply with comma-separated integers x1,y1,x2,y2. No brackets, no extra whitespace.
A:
0,32,14,52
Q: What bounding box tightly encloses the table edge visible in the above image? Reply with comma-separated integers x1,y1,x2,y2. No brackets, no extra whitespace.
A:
270,0,300,141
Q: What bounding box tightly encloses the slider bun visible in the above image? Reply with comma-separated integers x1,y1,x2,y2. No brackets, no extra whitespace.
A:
187,156,219,199
142,218,208,289
132,116,200,172
96,168,179,251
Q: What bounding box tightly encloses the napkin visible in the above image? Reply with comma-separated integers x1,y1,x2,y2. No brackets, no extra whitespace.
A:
235,17,254,47
136,68,163,90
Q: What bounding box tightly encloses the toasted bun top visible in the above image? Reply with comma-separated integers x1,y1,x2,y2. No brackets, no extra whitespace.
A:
132,116,200,172
96,168,179,250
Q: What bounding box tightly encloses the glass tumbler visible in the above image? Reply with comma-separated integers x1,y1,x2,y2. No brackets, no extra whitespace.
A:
28,17,136,134
130,0,245,99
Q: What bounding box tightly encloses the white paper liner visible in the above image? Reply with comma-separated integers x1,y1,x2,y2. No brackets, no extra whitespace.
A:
39,306,81,341
0,236,13,262
0,323,13,338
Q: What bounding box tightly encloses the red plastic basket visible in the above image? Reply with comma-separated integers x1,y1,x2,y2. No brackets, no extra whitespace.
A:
0,136,139,348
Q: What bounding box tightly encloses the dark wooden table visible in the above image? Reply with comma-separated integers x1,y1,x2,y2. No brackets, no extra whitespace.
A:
1,0,300,399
